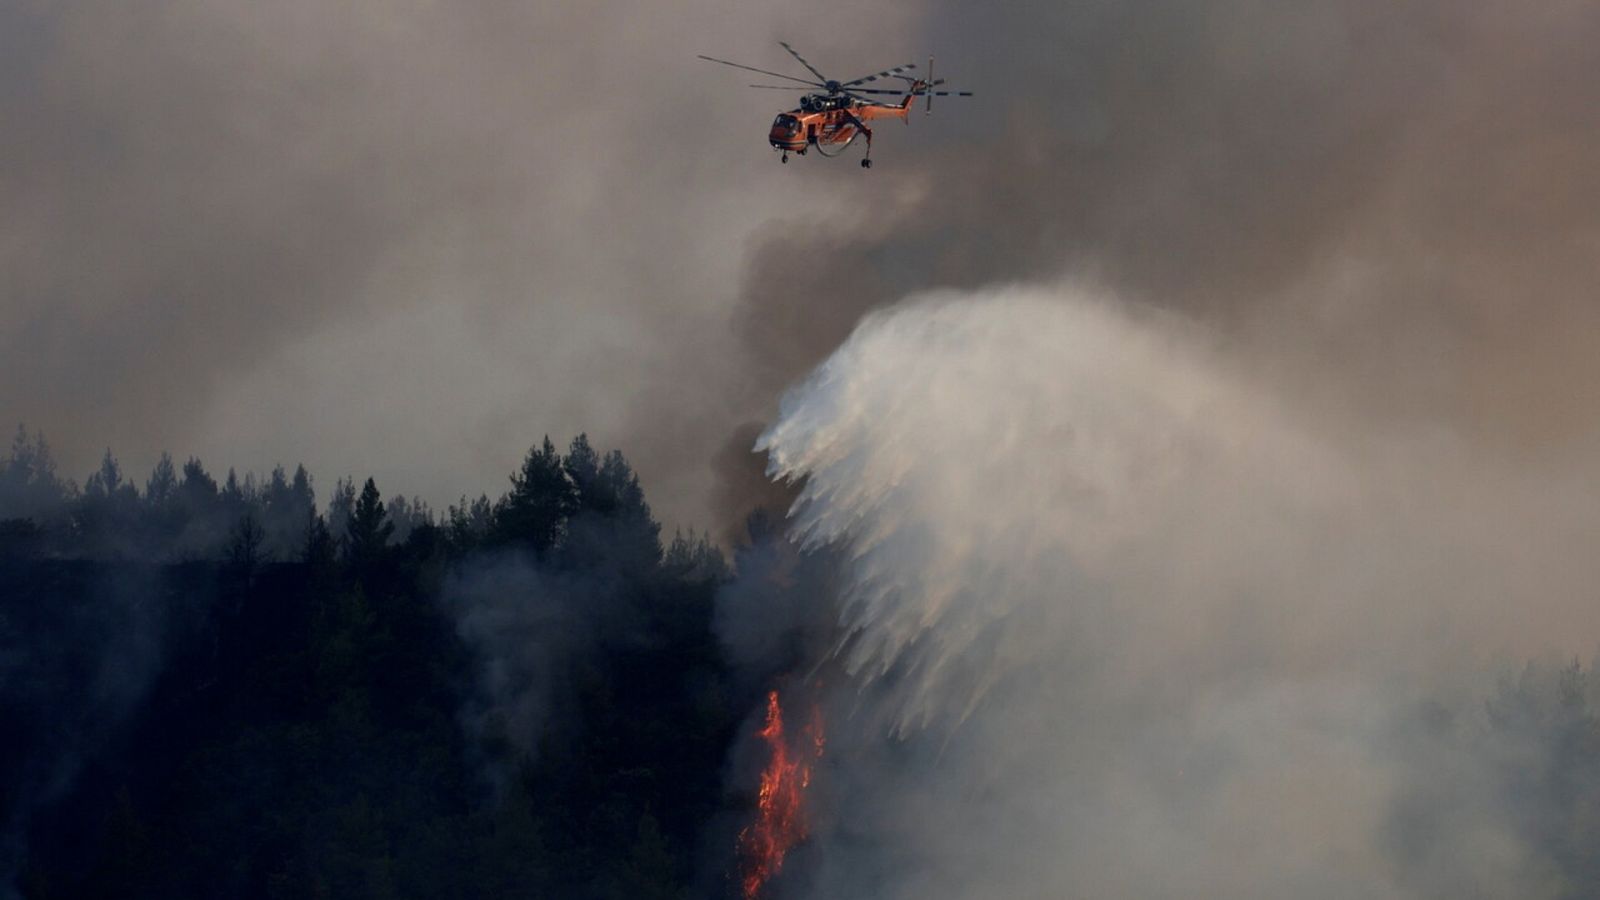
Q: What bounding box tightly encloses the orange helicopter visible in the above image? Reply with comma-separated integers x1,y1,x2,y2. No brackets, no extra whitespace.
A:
699,43,972,168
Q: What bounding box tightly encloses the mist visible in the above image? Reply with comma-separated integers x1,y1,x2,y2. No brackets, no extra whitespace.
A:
742,287,1600,898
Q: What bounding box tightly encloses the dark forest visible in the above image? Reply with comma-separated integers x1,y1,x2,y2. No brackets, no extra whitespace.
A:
3,423,1599,898
0,425,777,899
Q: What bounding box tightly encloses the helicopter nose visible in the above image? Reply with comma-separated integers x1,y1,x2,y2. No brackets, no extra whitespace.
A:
769,123,804,149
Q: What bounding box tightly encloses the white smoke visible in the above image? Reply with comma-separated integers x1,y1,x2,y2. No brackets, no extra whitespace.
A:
752,286,1600,898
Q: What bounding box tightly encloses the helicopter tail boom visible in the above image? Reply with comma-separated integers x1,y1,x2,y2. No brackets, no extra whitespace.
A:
856,95,916,123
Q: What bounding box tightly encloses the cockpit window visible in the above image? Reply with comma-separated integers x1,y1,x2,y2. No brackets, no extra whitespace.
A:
772,115,799,133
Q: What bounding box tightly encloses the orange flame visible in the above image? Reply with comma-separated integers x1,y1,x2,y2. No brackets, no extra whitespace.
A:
738,689,825,899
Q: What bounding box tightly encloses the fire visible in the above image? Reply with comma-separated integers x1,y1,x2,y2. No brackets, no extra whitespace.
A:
738,689,825,899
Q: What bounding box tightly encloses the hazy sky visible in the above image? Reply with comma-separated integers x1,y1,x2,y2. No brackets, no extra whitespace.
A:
1,0,924,528
6,1,1598,533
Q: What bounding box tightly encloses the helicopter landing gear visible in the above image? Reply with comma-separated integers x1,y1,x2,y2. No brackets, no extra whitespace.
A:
781,152,788,164
850,115,874,170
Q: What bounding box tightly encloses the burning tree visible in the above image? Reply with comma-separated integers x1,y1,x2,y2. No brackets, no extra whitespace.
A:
738,689,825,899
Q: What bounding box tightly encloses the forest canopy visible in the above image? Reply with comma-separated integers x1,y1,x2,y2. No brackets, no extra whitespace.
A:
2,424,1598,898
1,426,745,899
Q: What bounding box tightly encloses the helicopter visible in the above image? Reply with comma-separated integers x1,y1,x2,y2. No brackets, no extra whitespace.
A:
698,43,972,168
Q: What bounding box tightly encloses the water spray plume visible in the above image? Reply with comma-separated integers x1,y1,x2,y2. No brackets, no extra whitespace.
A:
744,287,1600,898
739,689,825,899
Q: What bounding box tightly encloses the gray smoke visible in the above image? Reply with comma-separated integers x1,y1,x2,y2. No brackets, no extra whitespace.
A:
0,565,170,895
9,3,1597,535
741,288,1600,898
450,553,615,793
716,1,1600,524
0,1,914,529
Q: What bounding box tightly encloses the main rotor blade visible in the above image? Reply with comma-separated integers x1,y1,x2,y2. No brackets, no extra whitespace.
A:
849,85,973,98
841,62,917,87
697,54,821,87
891,75,949,89
778,42,830,84
846,95,905,108
876,85,972,96
747,84,806,90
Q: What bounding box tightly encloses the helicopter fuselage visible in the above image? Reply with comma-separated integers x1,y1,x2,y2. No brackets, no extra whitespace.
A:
699,45,969,166
768,93,914,153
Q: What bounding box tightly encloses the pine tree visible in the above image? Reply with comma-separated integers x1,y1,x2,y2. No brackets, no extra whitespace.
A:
219,468,247,523
326,477,357,546
447,494,494,550
564,433,600,506
145,453,178,507
491,437,576,554
84,449,125,498
599,450,662,568
180,458,218,501
291,465,314,508
143,452,182,557
0,425,69,520
344,477,393,564
78,449,140,558
226,512,265,569
665,530,728,583
302,511,336,570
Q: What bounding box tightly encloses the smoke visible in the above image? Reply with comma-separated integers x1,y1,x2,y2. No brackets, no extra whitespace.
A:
715,1,1600,525
0,564,170,896
0,0,913,527
8,2,1598,536
450,553,619,793
741,287,1600,898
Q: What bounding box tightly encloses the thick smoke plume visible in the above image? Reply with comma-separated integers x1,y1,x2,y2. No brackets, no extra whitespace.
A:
716,1,1600,527
9,3,1599,534
746,288,1600,898
0,0,902,528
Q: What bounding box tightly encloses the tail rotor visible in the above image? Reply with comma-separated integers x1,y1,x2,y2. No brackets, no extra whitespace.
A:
891,55,970,115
